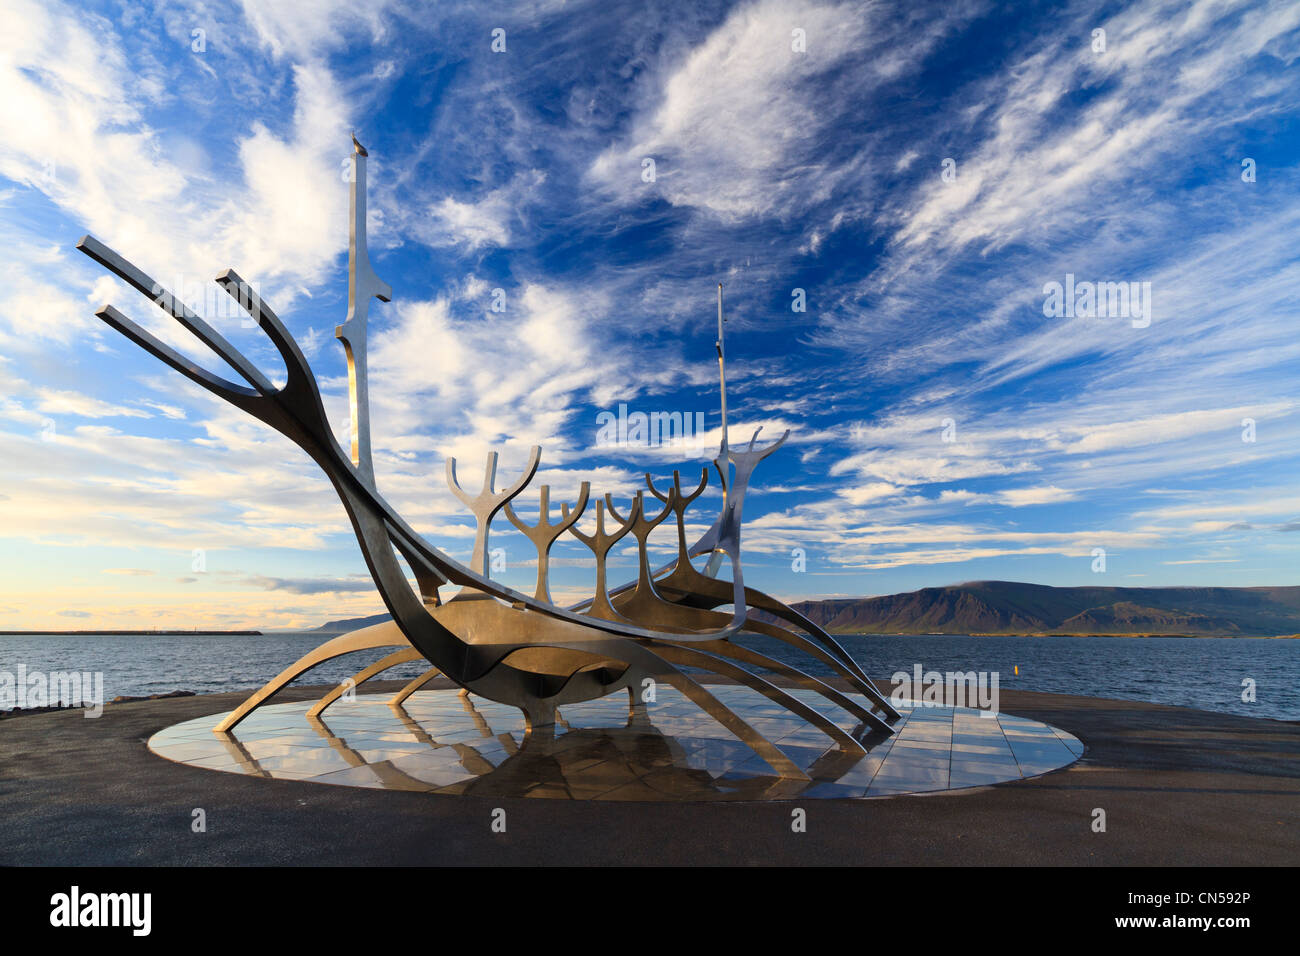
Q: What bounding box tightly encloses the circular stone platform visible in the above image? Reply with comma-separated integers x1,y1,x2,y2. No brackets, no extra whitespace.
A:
148,685,1083,800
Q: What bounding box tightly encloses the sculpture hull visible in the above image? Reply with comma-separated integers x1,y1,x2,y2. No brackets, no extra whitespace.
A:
75,140,901,780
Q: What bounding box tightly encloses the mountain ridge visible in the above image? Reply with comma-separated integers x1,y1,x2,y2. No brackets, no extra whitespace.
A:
782,581,1300,636
310,581,1300,636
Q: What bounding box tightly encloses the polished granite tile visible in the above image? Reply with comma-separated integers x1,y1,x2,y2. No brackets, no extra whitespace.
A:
890,737,953,754
181,752,248,771
1000,725,1060,738
949,770,1018,789
951,756,1021,775
243,751,359,776
866,780,950,797
1007,738,1073,755
830,759,886,789
900,708,955,720
151,741,230,760
1014,761,1072,778
951,719,1001,730
951,726,1010,740
147,687,1082,801
950,741,1013,757
235,742,337,761
868,762,951,783
311,764,431,791
1055,731,1085,755
800,781,871,799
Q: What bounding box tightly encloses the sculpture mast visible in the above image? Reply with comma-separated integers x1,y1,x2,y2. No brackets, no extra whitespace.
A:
704,281,729,578
716,281,728,470
335,134,392,489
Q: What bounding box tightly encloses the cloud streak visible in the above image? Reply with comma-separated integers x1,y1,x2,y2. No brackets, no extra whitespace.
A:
1,0,1296,629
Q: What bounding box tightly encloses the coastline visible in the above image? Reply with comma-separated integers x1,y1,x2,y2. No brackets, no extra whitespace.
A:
0,630,263,636
932,631,1299,639
4,628,1295,638
811,630,1300,638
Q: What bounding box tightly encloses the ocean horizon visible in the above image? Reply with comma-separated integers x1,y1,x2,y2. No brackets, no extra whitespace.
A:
2,631,1294,722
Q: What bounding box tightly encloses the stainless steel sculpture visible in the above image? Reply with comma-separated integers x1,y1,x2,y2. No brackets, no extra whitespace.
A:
77,137,899,780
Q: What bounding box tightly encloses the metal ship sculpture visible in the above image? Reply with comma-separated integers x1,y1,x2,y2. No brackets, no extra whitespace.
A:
77,138,899,780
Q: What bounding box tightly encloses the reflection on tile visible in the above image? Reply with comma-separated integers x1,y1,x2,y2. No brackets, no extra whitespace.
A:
146,689,1082,802
952,745,1002,760
949,769,1014,789
951,757,1020,776
891,738,952,755
1008,742,1073,761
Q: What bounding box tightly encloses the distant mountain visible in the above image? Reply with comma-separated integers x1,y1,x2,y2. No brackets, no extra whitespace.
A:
313,581,1300,637
312,613,392,633
2,629,262,636
781,582,1300,636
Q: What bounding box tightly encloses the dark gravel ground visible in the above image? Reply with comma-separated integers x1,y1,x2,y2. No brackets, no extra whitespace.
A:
1,679,1296,866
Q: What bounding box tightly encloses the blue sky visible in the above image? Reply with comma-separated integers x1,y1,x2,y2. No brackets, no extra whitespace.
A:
1,0,1297,630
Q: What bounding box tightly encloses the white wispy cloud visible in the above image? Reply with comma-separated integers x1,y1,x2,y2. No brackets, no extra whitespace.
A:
2,0,1296,629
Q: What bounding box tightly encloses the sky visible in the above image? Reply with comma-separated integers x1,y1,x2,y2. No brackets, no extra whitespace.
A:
0,0,1297,631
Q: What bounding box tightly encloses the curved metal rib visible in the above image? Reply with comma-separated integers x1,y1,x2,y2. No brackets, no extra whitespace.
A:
673,635,887,735
645,642,866,757
212,622,409,732
389,665,443,709
655,576,899,719
307,646,425,719
536,634,810,780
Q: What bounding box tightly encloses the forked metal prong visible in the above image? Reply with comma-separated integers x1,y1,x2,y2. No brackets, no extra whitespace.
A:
503,481,592,604
444,446,543,577
94,305,258,404
77,235,273,394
